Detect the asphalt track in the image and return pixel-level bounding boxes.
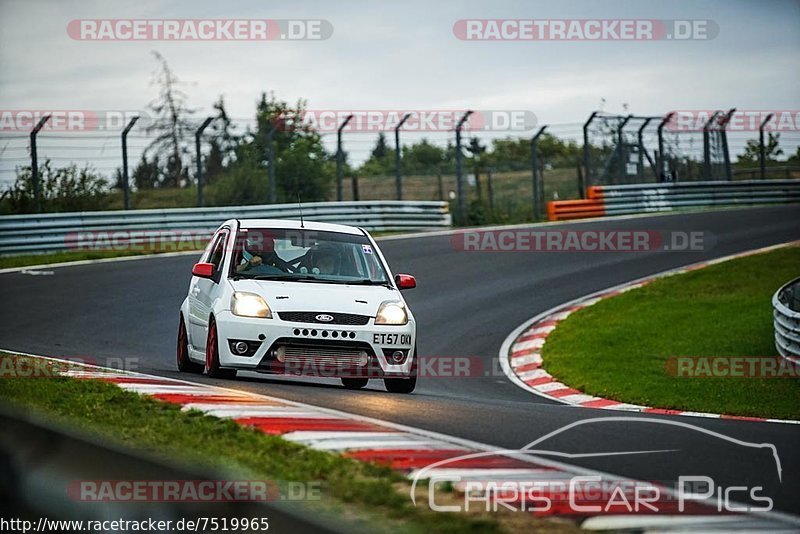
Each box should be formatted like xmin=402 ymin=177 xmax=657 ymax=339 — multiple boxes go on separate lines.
xmin=1 ymin=205 xmax=799 ymax=515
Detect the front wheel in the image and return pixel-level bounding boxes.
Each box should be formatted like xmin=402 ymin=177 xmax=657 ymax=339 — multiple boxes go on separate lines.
xmin=205 ymin=317 xmax=237 ymax=379
xmin=384 ymin=348 xmax=417 ymax=394
xmin=177 ymin=314 xmax=203 ymax=373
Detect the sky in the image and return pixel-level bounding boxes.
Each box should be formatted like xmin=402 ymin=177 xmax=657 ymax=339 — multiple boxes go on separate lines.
xmin=0 ymin=0 xmax=798 ymax=185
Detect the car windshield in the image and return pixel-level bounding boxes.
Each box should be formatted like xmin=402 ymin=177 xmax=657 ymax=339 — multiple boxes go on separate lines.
xmin=229 ymin=227 xmax=391 ymax=285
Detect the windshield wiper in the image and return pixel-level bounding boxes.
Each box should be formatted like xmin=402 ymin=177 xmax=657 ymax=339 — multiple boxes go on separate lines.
xmin=347 ymin=279 xmax=393 ymax=288
xmin=236 ymin=274 xmax=391 ymax=287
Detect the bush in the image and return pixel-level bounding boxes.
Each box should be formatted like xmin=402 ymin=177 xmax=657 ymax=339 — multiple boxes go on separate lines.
xmin=209 ymin=160 xmax=268 ymax=206
xmin=1 ymin=161 xmax=109 ymax=214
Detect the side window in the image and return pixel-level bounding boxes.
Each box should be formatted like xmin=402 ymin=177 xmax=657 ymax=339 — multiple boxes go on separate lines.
xmin=200 ymin=233 xmax=219 ymax=263
xmin=208 ymin=232 xmax=228 ymax=270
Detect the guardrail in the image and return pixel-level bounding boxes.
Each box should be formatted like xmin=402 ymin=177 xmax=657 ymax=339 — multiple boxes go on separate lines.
xmin=774 ymin=277 xmax=800 ymax=365
xmin=0 ymin=200 xmax=451 ymax=255
xmin=546 ymin=179 xmax=800 ymax=221
xmin=0 ymin=406 xmax=334 ymax=532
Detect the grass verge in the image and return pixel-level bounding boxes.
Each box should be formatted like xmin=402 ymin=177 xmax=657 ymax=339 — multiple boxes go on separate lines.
xmin=541 ymin=245 xmax=800 ymax=420
xmin=0 ymin=249 xmax=198 ymax=270
xmin=0 ymin=354 xmax=576 ymax=533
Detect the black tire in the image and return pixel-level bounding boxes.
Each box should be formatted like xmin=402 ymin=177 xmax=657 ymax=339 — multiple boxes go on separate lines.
xmin=341 ymin=377 xmax=369 ymax=389
xmin=177 ymin=314 xmax=203 ymax=373
xmin=205 ymin=317 xmax=237 ymax=379
xmin=384 ymin=348 xmax=417 ymax=394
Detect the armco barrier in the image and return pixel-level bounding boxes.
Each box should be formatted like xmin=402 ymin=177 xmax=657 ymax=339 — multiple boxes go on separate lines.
xmin=546 ymin=179 xmax=800 ymax=221
xmin=0 ymin=200 xmax=451 ymax=255
xmin=0 ymin=406 xmax=333 ymax=532
xmin=774 ymin=277 xmax=800 ymax=365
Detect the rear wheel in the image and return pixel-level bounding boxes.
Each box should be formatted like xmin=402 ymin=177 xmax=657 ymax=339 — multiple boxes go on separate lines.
xmin=341 ymin=377 xmax=369 ymax=390
xmin=384 ymin=348 xmax=417 ymax=394
xmin=205 ymin=317 xmax=237 ymax=379
xmin=177 ymin=315 xmax=203 ymax=373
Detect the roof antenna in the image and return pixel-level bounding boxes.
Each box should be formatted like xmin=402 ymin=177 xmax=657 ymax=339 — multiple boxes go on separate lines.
xmin=296 ymin=190 xmax=305 ymax=229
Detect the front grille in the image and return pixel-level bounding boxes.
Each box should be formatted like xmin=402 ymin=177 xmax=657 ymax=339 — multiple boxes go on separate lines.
xmin=278 ymin=311 xmax=371 ymax=326
xmin=283 ymin=345 xmax=368 ymax=368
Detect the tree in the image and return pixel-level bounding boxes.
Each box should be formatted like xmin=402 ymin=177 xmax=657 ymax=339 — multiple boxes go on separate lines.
xmin=3 ymin=160 xmax=108 ymax=213
xmin=736 ymin=133 xmax=783 ymax=166
xmin=371 ymin=133 xmax=389 ymax=159
xmin=132 ymin=155 xmax=160 ymax=190
xmin=401 ymin=139 xmax=445 ymax=175
xmin=787 ymin=146 xmax=800 ymax=165
xmin=145 ymin=51 xmax=196 ymax=188
xmin=203 ymin=96 xmax=241 ymax=185
xmin=356 ymin=133 xmax=396 ymax=176
xmin=211 ymin=92 xmax=334 ymax=205
xmin=486 ymin=134 xmax=581 ymax=172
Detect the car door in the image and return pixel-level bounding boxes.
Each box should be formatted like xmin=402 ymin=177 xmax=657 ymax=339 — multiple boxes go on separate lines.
xmin=188 ymin=229 xmax=228 ymax=349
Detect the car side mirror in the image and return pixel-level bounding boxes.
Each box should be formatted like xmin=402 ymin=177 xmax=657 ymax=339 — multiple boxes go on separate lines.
xmin=192 ymin=262 xmax=215 ymax=279
xmin=395 ymin=274 xmax=416 ymax=290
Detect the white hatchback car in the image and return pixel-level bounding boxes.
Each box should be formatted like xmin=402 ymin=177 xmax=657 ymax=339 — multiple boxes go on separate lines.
xmin=177 ymin=219 xmax=418 ymax=393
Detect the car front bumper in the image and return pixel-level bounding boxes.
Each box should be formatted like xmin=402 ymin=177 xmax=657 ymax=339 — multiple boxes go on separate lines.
xmin=214 ymin=310 xmax=416 ymax=377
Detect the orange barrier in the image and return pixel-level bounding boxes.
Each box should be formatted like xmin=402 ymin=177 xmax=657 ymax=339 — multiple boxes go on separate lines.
xmin=586 ymin=186 xmax=604 ymax=199
xmin=546 ymin=198 xmax=605 ymax=221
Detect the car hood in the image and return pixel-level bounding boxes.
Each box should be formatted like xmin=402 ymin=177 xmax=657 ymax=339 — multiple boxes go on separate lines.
xmin=230 ymin=279 xmax=401 ymax=315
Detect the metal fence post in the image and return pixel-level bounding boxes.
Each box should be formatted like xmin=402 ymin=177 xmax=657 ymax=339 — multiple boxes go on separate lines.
xmin=454 ymin=110 xmax=473 ymax=224
xmin=352 ymin=174 xmax=360 ymax=201
xmin=30 ymin=115 xmax=51 ymax=213
xmin=759 ymin=113 xmax=775 ymax=180
xmin=487 ymin=167 xmax=494 ymax=214
xmin=702 ymin=111 xmax=720 ymax=181
xmin=266 ymin=125 xmax=277 ymax=204
xmin=637 ymin=118 xmax=653 ymax=181
xmin=121 ymin=116 xmax=140 ymax=210
xmin=616 ymin=115 xmax=633 ymax=185
xmin=195 ymin=117 xmax=214 ymax=207
xmin=657 ymin=112 xmax=673 ymax=182
xmin=394 ymin=113 xmax=412 ymax=200
xmin=531 ymin=125 xmax=547 ymax=220
xmin=336 ymin=114 xmax=354 ymax=201
xmin=583 ymin=111 xmax=598 ymax=186
xmin=719 ymin=108 xmax=736 ymax=181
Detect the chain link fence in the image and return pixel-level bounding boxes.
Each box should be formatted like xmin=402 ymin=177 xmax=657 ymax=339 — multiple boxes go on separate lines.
xmin=1 ymin=109 xmax=797 ymax=224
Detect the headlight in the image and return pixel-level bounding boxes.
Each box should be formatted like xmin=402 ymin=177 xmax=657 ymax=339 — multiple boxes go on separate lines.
xmin=375 ymin=301 xmax=408 ymax=325
xmin=231 ymin=292 xmax=272 ymax=318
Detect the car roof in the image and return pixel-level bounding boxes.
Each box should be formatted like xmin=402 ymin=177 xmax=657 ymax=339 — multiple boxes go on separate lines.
xmin=232 ymin=219 xmax=364 ymax=235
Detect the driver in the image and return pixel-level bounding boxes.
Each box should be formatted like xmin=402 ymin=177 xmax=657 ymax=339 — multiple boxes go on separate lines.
xmin=236 ymin=234 xmax=287 ymax=274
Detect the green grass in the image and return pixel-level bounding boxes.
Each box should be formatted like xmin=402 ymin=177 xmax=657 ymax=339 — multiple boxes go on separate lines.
xmin=106 ymin=186 xmax=212 ymax=210
xmin=0 ymin=354 xmax=577 ymax=533
xmin=541 ymin=245 xmax=800 ymax=419
xmin=0 ymin=248 xmax=198 ymax=269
